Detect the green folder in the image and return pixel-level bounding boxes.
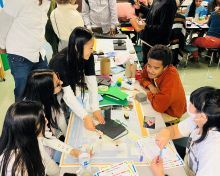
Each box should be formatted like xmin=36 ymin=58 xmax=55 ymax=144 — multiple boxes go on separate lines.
xmin=98 ymin=86 xmax=128 ymax=100
xmin=99 ymin=95 xmax=128 ymax=107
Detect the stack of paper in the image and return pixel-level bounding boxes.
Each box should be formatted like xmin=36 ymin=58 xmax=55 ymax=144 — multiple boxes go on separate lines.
xmin=94 ymin=161 xmax=139 ymax=176
xmin=137 ymin=136 xmax=184 ymax=169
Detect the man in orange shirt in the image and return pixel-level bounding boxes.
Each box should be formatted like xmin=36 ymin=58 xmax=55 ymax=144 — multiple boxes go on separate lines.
xmin=139 ymin=45 xmax=186 ymax=118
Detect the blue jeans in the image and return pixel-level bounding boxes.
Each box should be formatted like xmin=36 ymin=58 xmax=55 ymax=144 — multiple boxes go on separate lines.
xmin=8 ymin=54 xmax=48 ymax=102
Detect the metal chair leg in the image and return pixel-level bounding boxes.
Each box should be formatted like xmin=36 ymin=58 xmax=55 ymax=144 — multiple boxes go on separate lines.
xmin=185 ymin=53 xmax=190 ymax=67
xmin=218 ymin=55 xmax=220 ymax=68
xmin=209 ymin=51 xmax=214 ymax=67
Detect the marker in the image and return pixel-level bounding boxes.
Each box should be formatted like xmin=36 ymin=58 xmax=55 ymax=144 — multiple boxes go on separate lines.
xmin=139 ymin=155 xmax=144 ymax=162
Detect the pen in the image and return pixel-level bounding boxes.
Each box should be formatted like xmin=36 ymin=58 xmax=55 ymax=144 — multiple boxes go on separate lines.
xmin=137 ymin=142 xmax=144 ymax=162
xmin=157 ymin=148 xmax=164 ymax=163
xmin=159 ymin=148 xmax=163 ymax=158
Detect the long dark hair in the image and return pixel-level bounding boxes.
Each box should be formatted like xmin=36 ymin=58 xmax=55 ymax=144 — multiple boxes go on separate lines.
xmin=66 ymin=27 xmax=93 ymax=97
xmin=188 ymin=0 xmax=197 ymax=17
xmin=0 ymin=101 xmax=45 ymax=176
xmin=190 ymin=86 xmax=220 ymax=143
xmin=23 ymin=69 xmax=61 ymax=130
xmin=213 ymin=0 xmax=220 ymax=7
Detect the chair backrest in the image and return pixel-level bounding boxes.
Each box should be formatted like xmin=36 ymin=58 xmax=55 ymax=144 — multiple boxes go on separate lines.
xmin=170 ymin=13 xmax=186 ymax=50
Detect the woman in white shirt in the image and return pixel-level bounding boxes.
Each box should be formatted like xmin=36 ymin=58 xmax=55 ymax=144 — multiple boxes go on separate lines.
xmin=49 ymin=27 xmax=105 ymax=131
xmin=50 ymin=0 xmax=84 ymax=51
xmin=0 ymin=101 xmax=81 ymax=176
xmin=151 ymin=86 xmax=220 ymax=176
xmin=23 ymin=69 xmax=67 ymax=140
xmin=0 ymin=0 xmax=50 ymax=102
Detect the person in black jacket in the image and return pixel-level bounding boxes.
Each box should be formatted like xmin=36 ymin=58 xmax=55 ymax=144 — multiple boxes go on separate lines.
xmin=131 ymin=0 xmax=177 ymax=64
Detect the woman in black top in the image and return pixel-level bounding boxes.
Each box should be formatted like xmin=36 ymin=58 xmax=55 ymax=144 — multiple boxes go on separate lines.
xmin=49 ymin=27 xmax=105 ymax=131
xmin=131 ymin=0 xmax=177 ymax=64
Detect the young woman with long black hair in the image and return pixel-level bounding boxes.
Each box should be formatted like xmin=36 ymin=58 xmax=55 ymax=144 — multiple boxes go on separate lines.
xmin=49 ymin=27 xmax=105 ymax=131
xmin=186 ymin=0 xmax=207 ymax=18
xmin=0 ymin=101 xmax=45 ymax=176
xmin=23 ymin=69 xmax=67 ymax=139
xmin=151 ymin=86 xmax=220 ymax=176
xmin=0 ymin=101 xmax=81 ymax=176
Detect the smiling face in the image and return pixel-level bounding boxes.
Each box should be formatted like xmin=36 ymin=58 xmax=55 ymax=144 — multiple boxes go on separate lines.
xmin=146 ymin=58 xmax=167 ymax=79
xmin=83 ymin=38 xmax=94 ymax=60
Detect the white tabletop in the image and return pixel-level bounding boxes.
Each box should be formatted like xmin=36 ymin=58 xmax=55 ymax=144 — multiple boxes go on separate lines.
xmin=186 ymin=21 xmax=209 ymax=29
xmin=59 ymin=38 xmax=187 ymax=176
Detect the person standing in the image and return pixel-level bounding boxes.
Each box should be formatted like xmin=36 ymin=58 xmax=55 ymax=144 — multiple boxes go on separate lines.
xmin=81 ymin=0 xmax=118 ymax=35
xmin=130 ymin=0 xmax=177 ymax=64
xmin=0 ymin=0 xmax=50 ymax=101
xmin=50 ymin=0 xmax=84 ymax=51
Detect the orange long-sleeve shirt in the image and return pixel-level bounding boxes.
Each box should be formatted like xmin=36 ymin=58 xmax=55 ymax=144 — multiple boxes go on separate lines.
xmin=139 ymin=65 xmax=186 ymax=118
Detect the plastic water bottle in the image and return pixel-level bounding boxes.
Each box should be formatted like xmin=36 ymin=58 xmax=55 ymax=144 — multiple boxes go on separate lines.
xmin=78 ymin=150 xmax=92 ymax=176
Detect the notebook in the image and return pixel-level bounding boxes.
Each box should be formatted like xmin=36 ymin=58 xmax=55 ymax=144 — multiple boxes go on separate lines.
xmin=96 ymin=119 xmax=128 ymax=140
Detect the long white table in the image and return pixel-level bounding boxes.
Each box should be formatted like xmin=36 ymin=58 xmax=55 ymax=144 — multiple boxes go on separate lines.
xmin=181 ymin=0 xmax=208 ymax=7
xmin=59 ymin=38 xmax=187 ymax=176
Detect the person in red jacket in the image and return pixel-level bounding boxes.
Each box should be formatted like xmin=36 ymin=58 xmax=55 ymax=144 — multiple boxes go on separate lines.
xmin=139 ymin=45 xmax=186 ymax=118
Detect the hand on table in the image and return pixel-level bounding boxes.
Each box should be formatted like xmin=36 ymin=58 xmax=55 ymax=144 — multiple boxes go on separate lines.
xmin=150 ymin=156 xmax=164 ymax=176
xmin=83 ymin=115 xmax=96 ymax=131
xmin=109 ymin=27 xmax=116 ymax=36
xmin=93 ymin=110 xmax=105 ymax=124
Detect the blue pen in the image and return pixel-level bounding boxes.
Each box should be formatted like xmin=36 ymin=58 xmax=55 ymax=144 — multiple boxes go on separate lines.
xmin=159 ymin=148 xmax=163 ymax=158
xmin=132 ymin=164 xmax=137 ymax=173
xmin=137 ymin=143 xmax=144 ymax=162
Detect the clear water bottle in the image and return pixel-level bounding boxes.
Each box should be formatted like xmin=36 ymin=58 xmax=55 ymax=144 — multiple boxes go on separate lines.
xmin=78 ymin=150 xmax=92 ymax=176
